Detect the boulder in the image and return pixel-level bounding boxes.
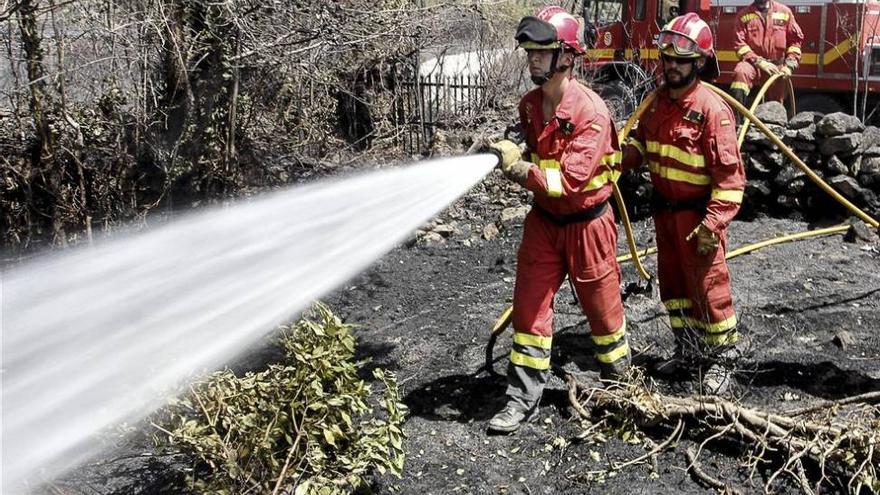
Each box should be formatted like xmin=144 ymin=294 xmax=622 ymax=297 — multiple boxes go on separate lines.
xmin=754 ymin=101 xmax=788 ymax=126
xmin=819 ymin=133 xmax=861 ymax=157
xmin=816 ymin=112 xmax=864 ymax=137
xmin=787 ymin=111 xmax=822 ymax=130
xmin=827 ymin=174 xmax=863 ymax=200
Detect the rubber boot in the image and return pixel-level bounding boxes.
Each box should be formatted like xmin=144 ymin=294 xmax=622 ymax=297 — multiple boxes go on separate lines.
xmin=598 ymin=345 xmax=632 ymax=384
xmin=655 ymin=329 xmax=700 ymax=377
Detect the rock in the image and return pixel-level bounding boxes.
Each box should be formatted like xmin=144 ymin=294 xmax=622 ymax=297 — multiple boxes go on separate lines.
xmin=863 ymin=145 xmax=880 ymax=157
xmin=746 ymin=181 xmax=772 ymax=198
xmin=825 ymin=155 xmax=849 ymax=175
xmin=831 ymin=329 xmax=856 ymax=349
xmin=744 ymin=124 xmax=784 ymax=148
xmin=500 ymin=206 xmax=530 ymax=223
xmin=787 ymin=111 xmax=822 ymax=130
xmin=418 ymin=231 xmax=446 ymax=246
xmin=857 ymin=156 xmax=880 ymax=187
xmin=761 ymin=150 xmax=785 ymax=168
xmin=432 ymin=223 xmax=458 ymax=238
xmin=794 ymin=124 xmax=817 ymax=142
xmin=754 ymin=101 xmax=788 ymax=126
xmin=843 ymin=221 xmax=875 ymax=243
xmin=861 ymin=126 xmax=880 ymax=151
xmin=787 ymin=178 xmax=807 ymax=195
xmin=777 ymin=194 xmax=801 ymax=209
xmin=819 ymin=133 xmax=861 ymax=157
xmin=816 ymin=112 xmax=864 ymax=137
xmin=747 ymin=154 xmax=773 ymax=175
xmin=846 ymin=155 xmax=862 ymax=176
xmin=790 ymin=139 xmax=817 ymax=152
xmin=773 ymin=165 xmax=805 ymax=188
xmin=482 ymin=223 xmax=499 ymax=241
xmin=827 ymin=174 xmax=863 ymax=199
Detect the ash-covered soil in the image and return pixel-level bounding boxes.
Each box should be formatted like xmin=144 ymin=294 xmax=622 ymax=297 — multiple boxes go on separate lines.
xmin=45 ymin=167 xmax=880 ymax=494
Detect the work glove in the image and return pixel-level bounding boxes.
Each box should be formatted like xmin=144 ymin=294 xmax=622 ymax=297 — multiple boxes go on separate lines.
xmin=489 ymin=140 xmax=522 ymax=171
xmin=502 ymin=160 xmax=532 ymax=185
xmin=755 ymin=58 xmax=780 ymax=76
xmin=780 ymin=58 xmax=798 ymax=77
xmin=686 ymin=222 xmax=719 ymax=256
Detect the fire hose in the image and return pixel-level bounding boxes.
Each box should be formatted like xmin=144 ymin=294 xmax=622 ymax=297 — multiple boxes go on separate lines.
xmin=485 ymin=78 xmax=879 ymax=376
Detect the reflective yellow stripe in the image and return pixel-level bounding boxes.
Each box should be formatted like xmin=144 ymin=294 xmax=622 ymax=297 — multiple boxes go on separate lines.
xmin=664 ymin=299 xmax=693 ymax=310
xmin=510 ymin=349 xmax=551 ymax=370
xmin=601 ymin=150 xmax=622 ymax=166
xmin=730 ymin=81 xmax=751 ymax=93
xmin=823 ymin=34 xmax=857 ymax=66
xmin=513 ymin=332 xmax=552 ymax=350
xmin=669 ymin=316 xmax=688 ymax=329
xmin=646 ymin=141 xmax=705 ymax=168
xmin=771 ymin=12 xmax=789 ymax=22
xmin=592 ymin=321 xmax=626 ymax=346
xmin=712 ymin=189 xmax=744 ymax=203
xmin=649 ymin=162 xmax=711 ymax=186
xmin=628 ymin=138 xmax=646 ymax=157
xmin=702 ymin=314 xmax=738 ymax=334
xmin=520 ymin=40 xmax=563 ymax=50
xmin=590 ymin=123 xmax=603 ymax=132
xmin=535 ymin=158 xmax=564 ymax=198
xmin=702 ymin=331 xmax=739 ymax=346
xmin=544 ymin=168 xmax=563 ymax=197
xmin=740 ymin=13 xmax=759 ymax=23
xmin=736 ymin=45 xmax=752 ymax=57
xmin=787 ymin=46 xmax=801 ymax=55
xmin=582 ymin=168 xmax=620 ymax=191
xmin=596 ymin=341 xmax=630 ymax=364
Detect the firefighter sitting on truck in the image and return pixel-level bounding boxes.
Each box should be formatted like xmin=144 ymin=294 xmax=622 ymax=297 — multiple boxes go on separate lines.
xmin=487 ymin=5 xmax=630 ymax=433
xmin=621 ymin=13 xmax=745 ymax=395
xmin=730 ymin=0 xmax=804 ymax=108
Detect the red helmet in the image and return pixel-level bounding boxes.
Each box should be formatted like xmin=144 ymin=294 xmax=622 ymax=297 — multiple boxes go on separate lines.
xmin=657 ymin=13 xmax=714 ymax=58
xmin=515 ymin=6 xmax=585 ymax=54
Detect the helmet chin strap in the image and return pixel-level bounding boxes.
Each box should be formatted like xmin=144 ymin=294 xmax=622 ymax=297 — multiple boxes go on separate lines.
xmin=531 ymin=47 xmax=570 ymax=86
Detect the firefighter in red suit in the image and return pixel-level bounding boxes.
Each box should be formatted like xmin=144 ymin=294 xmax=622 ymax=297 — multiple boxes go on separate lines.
xmin=621 ymin=13 xmax=745 ymax=395
xmin=731 ymin=0 xmax=804 ymax=107
xmin=487 ymin=6 xmax=629 ymax=433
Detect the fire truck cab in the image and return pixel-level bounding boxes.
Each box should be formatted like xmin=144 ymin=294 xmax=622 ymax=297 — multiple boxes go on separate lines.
xmin=580 ymin=0 xmax=880 ymax=120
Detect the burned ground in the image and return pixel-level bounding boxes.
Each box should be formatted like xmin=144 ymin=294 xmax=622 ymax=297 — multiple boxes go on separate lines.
xmin=45 ymin=168 xmax=880 ymax=495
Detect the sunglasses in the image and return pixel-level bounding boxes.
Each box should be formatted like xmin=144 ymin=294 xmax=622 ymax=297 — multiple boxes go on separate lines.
xmin=657 ymin=32 xmax=700 ymax=57
xmin=660 ymin=53 xmax=697 ymax=65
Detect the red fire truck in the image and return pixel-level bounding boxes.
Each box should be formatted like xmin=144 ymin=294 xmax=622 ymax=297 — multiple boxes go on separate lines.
xmin=578 ymin=0 xmax=880 ymax=120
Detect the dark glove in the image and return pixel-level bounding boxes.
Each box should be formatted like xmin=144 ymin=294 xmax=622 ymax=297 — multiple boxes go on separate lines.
xmin=686 ymin=222 xmax=719 ymax=256
xmin=502 ymin=160 xmax=531 ymax=185
xmin=488 ymin=140 xmax=521 ymax=170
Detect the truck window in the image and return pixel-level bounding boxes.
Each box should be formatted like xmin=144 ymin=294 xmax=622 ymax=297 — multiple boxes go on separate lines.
xmin=634 ymin=0 xmax=647 ymax=20
xmin=657 ymin=0 xmax=684 ymax=26
xmin=590 ymin=0 xmax=624 ymax=26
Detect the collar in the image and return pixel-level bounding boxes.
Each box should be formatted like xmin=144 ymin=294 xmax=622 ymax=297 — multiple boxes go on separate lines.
xmin=549 ymin=77 xmax=580 ymax=123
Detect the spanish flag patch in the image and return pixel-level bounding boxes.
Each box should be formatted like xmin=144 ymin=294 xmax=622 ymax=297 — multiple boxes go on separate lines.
xmin=720 ymin=118 xmax=731 ymax=126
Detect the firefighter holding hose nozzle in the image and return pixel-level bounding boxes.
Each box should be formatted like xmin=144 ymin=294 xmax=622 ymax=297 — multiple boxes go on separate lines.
xmin=486 ymin=6 xmax=631 ymax=433
xmin=621 ymin=13 xmax=746 ymax=395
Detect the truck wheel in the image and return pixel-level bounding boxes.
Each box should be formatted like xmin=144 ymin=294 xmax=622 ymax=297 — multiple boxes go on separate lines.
xmin=795 ymin=93 xmax=845 ymax=116
xmin=596 ymin=80 xmax=638 ymax=123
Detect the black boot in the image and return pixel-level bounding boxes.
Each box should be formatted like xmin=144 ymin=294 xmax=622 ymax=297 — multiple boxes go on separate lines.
xmin=730 ymin=88 xmax=749 ymax=126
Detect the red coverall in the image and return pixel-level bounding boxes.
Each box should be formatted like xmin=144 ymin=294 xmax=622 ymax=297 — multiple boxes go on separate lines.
xmin=506 ymin=80 xmax=628 ymax=407
xmin=732 ymin=0 xmax=804 ymax=102
xmin=622 ymin=81 xmax=745 ymax=351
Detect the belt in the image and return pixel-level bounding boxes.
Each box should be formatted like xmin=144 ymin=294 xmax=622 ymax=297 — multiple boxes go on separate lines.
xmin=534 ymin=201 xmax=608 ymax=226
xmin=651 ymin=194 xmax=709 ymax=213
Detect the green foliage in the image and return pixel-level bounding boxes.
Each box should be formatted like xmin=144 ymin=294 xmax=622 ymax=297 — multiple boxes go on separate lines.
xmin=152 ymin=303 xmax=407 ymax=494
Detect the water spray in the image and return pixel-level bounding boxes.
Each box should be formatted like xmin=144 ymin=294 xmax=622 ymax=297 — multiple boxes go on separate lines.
xmin=1 ymin=155 xmax=497 ymax=493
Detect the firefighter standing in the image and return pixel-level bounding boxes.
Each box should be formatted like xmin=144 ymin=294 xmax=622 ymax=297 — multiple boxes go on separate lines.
xmin=487 ymin=6 xmax=630 ymax=433
xmin=731 ymin=0 xmax=804 ymax=106
xmin=621 ymin=13 xmax=745 ymax=394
